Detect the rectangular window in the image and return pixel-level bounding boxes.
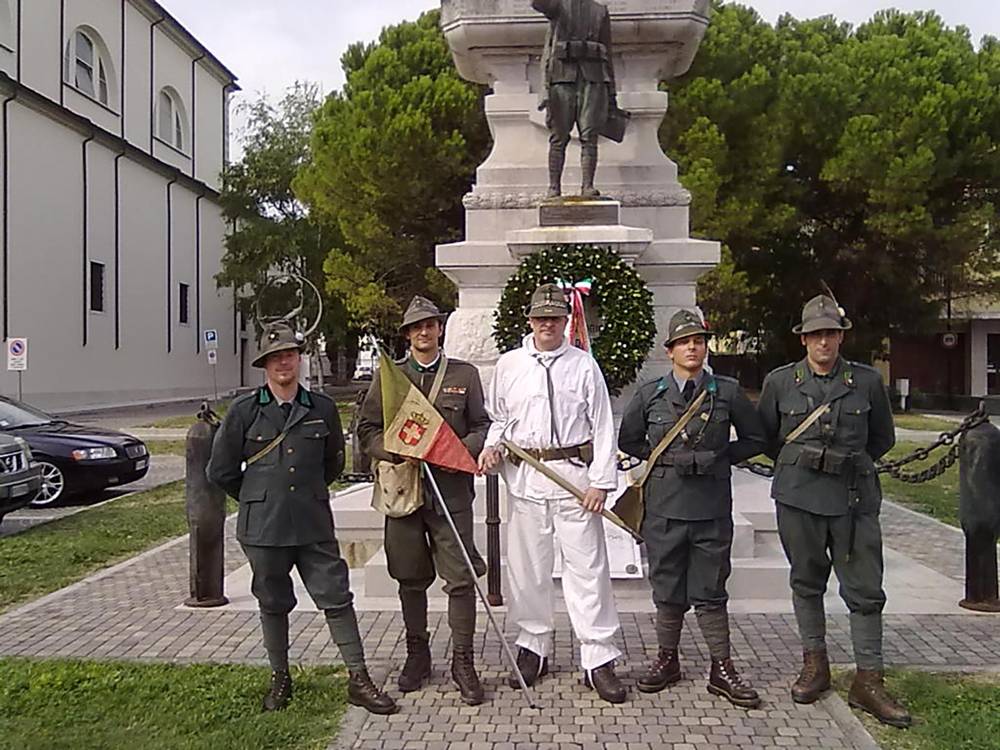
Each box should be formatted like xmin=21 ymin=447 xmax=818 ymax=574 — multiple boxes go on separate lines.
xmin=179 ymin=282 xmax=190 ymax=325
xmin=89 ymin=261 xmax=105 ymax=313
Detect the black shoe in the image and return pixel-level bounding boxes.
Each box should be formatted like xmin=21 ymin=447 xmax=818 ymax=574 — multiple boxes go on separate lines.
xmin=507 ymin=647 xmax=548 ymax=689
xmin=262 ymin=670 xmax=292 ymax=712
xmin=451 ymin=647 xmax=485 ymax=706
xmin=348 ymin=670 xmax=399 ymax=715
xmin=708 ymin=658 xmax=761 ymax=709
xmin=397 ymin=636 xmax=432 ymax=693
xmin=637 ymin=649 xmax=682 ymax=693
xmin=584 ymin=661 xmax=627 ymax=704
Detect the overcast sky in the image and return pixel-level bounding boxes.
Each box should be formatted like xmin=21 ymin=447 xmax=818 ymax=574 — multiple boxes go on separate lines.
xmin=162 ymin=0 xmax=998 ymax=145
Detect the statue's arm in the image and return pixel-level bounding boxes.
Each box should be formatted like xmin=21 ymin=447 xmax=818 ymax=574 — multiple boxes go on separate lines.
xmin=531 ymin=0 xmax=561 ymax=21
xmin=601 ymin=8 xmax=617 ymax=101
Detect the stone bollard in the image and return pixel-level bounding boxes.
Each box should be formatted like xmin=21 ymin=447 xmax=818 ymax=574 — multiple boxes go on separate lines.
xmin=185 ymin=417 xmax=229 ymax=607
xmin=958 ymin=422 xmax=1000 ymax=612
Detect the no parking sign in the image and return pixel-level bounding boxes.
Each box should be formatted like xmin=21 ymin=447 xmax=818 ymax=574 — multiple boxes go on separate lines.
xmin=6 ymin=338 xmax=27 ymax=371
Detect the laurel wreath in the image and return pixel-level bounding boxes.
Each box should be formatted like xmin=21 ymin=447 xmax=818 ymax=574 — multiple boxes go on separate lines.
xmin=493 ymin=245 xmax=656 ymax=395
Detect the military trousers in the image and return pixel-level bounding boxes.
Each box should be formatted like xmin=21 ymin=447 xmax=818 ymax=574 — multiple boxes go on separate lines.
xmin=776 ymin=503 xmax=887 ymax=670
xmin=547 ymin=80 xmax=609 ymax=147
xmin=242 ymin=540 xmax=353 ymax=615
xmin=642 ymin=515 xmax=734 ymax=610
xmin=384 ymin=502 xmax=486 ymax=597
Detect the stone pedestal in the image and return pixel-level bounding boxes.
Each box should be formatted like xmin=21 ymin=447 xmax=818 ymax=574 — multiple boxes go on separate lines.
xmin=437 ymin=0 xmax=719 ymax=389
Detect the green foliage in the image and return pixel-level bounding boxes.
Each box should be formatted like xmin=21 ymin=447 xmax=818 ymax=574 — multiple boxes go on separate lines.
xmin=0 ymin=659 xmax=347 ymax=750
xmin=494 ymin=246 xmax=656 ymax=395
xmin=666 ymin=3 xmax=1000 ymax=361
xmin=834 ymin=669 xmax=1000 ymax=750
xmin=295 ymin=10 xmax=491 ymax=333
xmin=217 ymin=83 xmax=357 ymax=351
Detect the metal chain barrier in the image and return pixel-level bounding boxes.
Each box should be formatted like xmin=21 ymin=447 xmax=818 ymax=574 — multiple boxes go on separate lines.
xmin=877 ymin=403 xmax=989 ymax=483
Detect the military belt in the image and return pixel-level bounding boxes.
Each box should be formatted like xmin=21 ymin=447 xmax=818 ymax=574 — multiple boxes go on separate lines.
xmin=507 ymin=441 xmax=593 ymax=466
xmin=554 ymin=40 xmax=608 ymax=61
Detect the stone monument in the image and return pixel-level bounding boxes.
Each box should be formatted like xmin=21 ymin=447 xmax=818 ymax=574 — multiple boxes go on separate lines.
xmin=437 ymin=0 xmax=720 ymax=391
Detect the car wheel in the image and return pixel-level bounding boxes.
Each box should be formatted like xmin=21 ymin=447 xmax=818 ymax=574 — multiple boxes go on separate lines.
xmin=30 ymin=461 xmax=66 ymax=507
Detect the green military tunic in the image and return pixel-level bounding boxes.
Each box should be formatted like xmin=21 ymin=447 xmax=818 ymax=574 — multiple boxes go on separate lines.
xmin=356 ymin=355 xmax=491 ymax=595
xmin=619 ymin=373 xmax=766 ymax=609
xmin=757 ymin=356 xmax=895 ymax=669
xmin=208 ymin=385 xmax=351 ymax=616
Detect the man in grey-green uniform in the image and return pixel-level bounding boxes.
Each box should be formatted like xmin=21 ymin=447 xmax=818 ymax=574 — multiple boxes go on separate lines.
xmin=619 ymin=310 xmax=765 ymax=708
xmin=532 ymin=0 xmax=617 ymax=198
xmin=208 ymin=323 xmax=397 ymax=715
xmin=356 ymin=297 xmax=491 ymax=705
xmin=758 ymin=295 xmax=910 ymax=727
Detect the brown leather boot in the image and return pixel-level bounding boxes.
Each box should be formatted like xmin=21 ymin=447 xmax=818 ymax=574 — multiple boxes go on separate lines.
xmin=848 ymin=669 xmax=912 ymax=728
xmin=637 ymin=649 xmax=682 ymax=693
xmin=451 ymin=647 xmax=485 ymax=706
xmin=348 ymin=670 xmax=399 ymax=715
xmin=584 ymin=661 xmax=627 ymax=704
xmin=791 ymin=649 xmax=831 ymax=704
xmin=708 ymin=659 xmax=761 ymax=709
xmin=397 ymin=635 xmax=432 ymax=693
xmin=262 ymin=670 xmax=292 ymax=711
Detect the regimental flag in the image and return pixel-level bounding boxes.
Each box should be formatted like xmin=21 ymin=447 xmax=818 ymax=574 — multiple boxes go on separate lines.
xmin=378 ymin=349 xmax=479 ymax=474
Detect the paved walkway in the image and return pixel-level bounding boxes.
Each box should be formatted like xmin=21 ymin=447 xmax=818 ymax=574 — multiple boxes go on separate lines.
xmin=0 ymin=494 xmax=998 ymax=749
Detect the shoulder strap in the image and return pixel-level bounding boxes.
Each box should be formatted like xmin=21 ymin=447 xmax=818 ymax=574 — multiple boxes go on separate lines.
xmin=246 ymin=425 xmax=292 ymax=467
xmin=784 ymin=402 xmax=831 ymax=445
xmin=428 ymin=355 xmax=449 ymax=405
xmin=638 ymin=389 xmax=708 ymax=486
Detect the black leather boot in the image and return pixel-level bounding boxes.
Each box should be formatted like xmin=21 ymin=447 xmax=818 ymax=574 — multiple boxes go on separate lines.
xmin=397 ymin=635 xmax=432 ymax=692
xmin=584 ymin=661 xmax=627 ymax=704
xmin=348 ymin=670 xmax=399 ymax=715
xmin=637 ymin=649 xmax=682 ymax=693
xmin=507 ymin=647 xmax=548 ymax=688
xmin=262 ymin=669 xmax=292 ymax=711
xmin=451 ymin=647 xmax=485 ymax=705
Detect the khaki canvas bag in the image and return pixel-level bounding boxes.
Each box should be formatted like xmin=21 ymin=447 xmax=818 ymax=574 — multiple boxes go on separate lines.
xmin=370 ymin=356 xmax=449 ymax=518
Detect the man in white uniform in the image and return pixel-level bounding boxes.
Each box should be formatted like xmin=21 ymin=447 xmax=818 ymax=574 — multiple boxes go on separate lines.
xmin=479 ymin=283 xmax=626 ymax=704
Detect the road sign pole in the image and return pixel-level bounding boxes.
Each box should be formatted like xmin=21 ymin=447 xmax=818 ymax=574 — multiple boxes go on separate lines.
xmin=17 ymin=371 xmax=21 ymax=401
xmin=212 ymin=364 xmax=218 ymax=403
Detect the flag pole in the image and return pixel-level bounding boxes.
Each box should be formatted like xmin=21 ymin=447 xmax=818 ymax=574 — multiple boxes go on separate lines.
xmin=420 ymin=461 xmax=539 ymax=710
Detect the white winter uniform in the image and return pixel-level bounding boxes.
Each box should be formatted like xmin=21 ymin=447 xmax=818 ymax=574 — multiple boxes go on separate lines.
xmin=485 ymin=334 xmax=622 ymax=671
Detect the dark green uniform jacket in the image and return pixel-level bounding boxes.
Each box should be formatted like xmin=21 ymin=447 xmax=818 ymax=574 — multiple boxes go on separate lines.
xmin=355 ymin=356 xmax=490 ymax=511
xmin=757 ymin=357 xmax=895 ymax=516
xmin=207 ymin=386 xmax=345 ymax=546
xmin=618 ymin=373 xmax=767 ymax=521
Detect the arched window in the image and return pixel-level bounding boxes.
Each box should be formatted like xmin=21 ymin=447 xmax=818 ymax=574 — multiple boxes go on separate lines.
xmin=65 ymin=27 xmax=116 ymax=107
xmin=157 ymin=87 xmax=188 ymax=151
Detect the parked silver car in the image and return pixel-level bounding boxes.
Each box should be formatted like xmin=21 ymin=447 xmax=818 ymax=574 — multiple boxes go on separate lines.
xmin=0 ymin=434 xmax=43 ymax=525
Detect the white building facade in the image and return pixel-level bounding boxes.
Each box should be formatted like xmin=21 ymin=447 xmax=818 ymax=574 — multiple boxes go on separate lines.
xmin=0 ymin=0 xmax=249 ymax=411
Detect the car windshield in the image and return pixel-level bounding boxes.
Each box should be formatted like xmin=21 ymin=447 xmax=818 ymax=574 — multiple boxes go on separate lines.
xmin=0 ymin=397 xmax=55 ymax=428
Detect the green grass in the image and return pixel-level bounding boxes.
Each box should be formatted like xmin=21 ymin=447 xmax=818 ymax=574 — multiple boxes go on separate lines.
xmin=145 ymin=439 xmax=188 ymax=455
xmin=893 ymin=414 xmax=960 ymax=433
xmin=880 ymin=441 xmax=960 ymax=527
xmin=0 ymin=482 xmax=192 ymax=612
xmin=834 ymin=669 xmax=1000 ymax=750
xmin=0 ymin=659 xmax=347 ymax=750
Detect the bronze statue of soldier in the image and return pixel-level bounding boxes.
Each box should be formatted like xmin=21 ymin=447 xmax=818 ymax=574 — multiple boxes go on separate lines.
xmin=533 ymin=0 xmax=621 ymax=198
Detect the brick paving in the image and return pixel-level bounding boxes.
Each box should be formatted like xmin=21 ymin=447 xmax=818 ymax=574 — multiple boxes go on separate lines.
xmin=0 ymin=497 xmax=997 ymax=749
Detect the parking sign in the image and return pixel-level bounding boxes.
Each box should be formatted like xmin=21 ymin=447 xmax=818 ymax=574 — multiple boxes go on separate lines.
xmin=6 ymin=338 xmax=27 ymax=371
xmin=204 ymin=329 xmax=219 ymax=349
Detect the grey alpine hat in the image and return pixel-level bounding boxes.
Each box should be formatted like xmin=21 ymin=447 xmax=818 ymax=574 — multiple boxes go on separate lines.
xmin=252 ymin=323 xmax=305 ymax=368
xmin=525 ymin=283 xmax=571 ymax=317
xmin=399 ymin=295 xmax=448 ymax=332
xmin=664 ymin=309 xmax=712 ymax=347
xmin=793 ymin=294 xmax=853 ymax=334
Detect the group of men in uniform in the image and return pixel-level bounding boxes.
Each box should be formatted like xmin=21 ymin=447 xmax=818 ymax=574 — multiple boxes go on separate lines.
xmin=207 ymin=284 xmax=910 ymax=728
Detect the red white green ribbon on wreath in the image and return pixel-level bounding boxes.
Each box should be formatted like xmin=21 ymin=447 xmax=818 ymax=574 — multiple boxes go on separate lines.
xmin=557 ymin=278 xmax=593 ymax=352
